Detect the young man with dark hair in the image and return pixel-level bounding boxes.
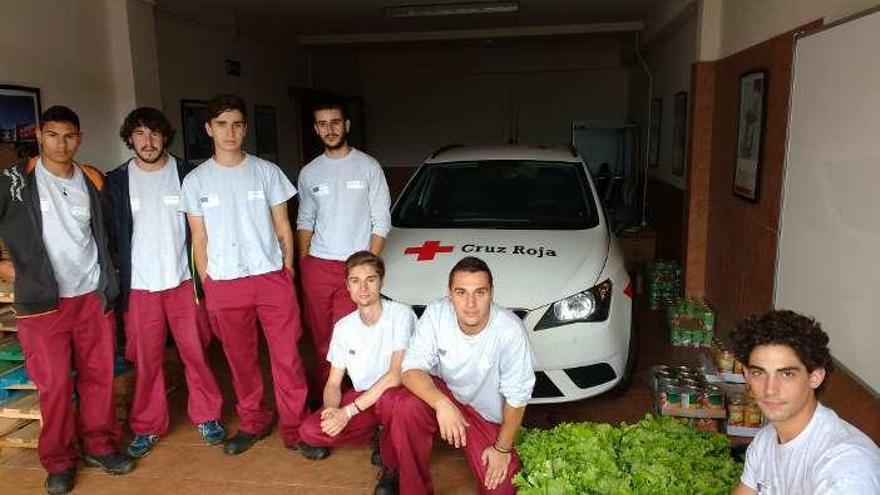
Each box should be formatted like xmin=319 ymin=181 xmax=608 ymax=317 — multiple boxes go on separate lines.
xmin=296 ymin=99 xmax=392 ymax=402
xmin=297 ymin=250 xmax=416 ymax=462
xmin=378 ymin=256 xmax=535 ymax=495
xmin=105 ymin=107 xmax=225 ymax=458
xmin=181 ymin=94 xmax=310 ymax=455
xmin=731 ymin=310 xmax=880 ymax=494
xmin=0 ymin=105 xmax=134 ymax=494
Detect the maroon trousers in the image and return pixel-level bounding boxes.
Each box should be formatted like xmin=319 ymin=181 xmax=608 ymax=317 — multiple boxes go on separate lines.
xmin=203 ymin=269 xmax=309 ymax=446
xmin=385 ymin=380 xmax=520 ymax=495
xmin=124 ymin=280 xmax=222 ymax=435
xmin=17 ymin=292 xmax=121 ymax=473
xmin=298 ymin=388 xmax=396 ymax=464
xmin=299 ymin=255 xmax=356 ymax=399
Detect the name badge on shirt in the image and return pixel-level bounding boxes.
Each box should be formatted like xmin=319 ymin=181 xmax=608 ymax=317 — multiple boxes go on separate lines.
xmin=312 ymin=184 xmax=329 ymax=197
xmin=162 ymin=195 xmax=180 ymax=206
xmin=247 ymin=190 xmax=265 ymax=201
xmin=71 ymin=205 xmax=89 ymax=218
xmin=348 ymin=349 xmax=356 ymax=355
xmin=346 ymin=180 xmax=365 ymax=190
xmin=40 ymin=199 xmax=50 ymax=212
xmin=200 ymin=194 xmax=220 ymax=208
xmin=130 ymin=198 xmax=141 ymax=211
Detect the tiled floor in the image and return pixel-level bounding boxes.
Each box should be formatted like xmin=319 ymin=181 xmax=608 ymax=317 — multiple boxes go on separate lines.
xmin=0 ymin=296 xmax=703 ymax=494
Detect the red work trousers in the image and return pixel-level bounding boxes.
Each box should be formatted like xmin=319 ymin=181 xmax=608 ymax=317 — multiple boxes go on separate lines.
xmin=17 ymin=292 xmax=121 ymax=474
xmin=124 ymin=280 xmax=222 ymax=435
xmin=385 ymin=379 xmax=520 ymax=495
xmin=300 ymin=255 xmax=356 ymax=400
xmin=203 ymin=269 xmax=309 ymax=446
xmin=298 ymin=388 xmax=396 ymax=463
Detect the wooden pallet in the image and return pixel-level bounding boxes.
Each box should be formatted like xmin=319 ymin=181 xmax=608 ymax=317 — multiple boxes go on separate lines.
xmin=0 ymin=420 xmax=38 ymax=448
xmin=0 ymin=392 xmax=40 ymax=421
xmin=0 ymin=311 xmax=14 ymax=333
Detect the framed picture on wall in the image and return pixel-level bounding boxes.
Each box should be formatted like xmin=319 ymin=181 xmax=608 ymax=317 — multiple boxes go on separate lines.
xmin=0 ymin=85 xmax=41 ymax=170
xmin=181 ymin=99 xmax=213 ymax=166
xmin=649 ymin=97 xmax=662 ymax=168
xmin=733 ymin=69 xmax=768 ymax=202
xmin=672 ymin=91 xmax=688 ymax=177
xmin=254 ymin=105 xmax=278 ymax=163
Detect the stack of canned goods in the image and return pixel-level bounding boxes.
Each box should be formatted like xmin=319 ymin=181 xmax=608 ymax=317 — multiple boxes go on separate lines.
xmin=727 ymin=391 xmax=764 ymax=429
xmin=645 ymin=260 xmax=682 ymax=310
xmin=711 ymin=340 xmax=745 ymax=374
xmin=654 ymin=366 xmax=726 ymax=414
xmin=667 ymin=299 xmax=715 ymax=348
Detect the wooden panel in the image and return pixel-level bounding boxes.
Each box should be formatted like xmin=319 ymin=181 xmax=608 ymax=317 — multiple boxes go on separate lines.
xmin=0 ymin=420 xmax=39 ymax=448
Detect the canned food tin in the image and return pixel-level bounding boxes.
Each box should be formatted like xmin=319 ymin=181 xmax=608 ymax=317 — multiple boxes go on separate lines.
xmin=718 ymin=351 xmax=735 ymax=373
xmin=663 ymin=386 xmax=683 ymax=409
xmin=681 ymin=386 xmax=702 ymax=410
xmin=702 ymin=385 xmax=725 ymax=410
xmin=745 ymin=403 xmax=763 ymax=427
xmin=728 ymin=398 xmax=745 ymax=426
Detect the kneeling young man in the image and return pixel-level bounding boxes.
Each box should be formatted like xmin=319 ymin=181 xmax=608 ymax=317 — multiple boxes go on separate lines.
xmin=298 ymin=251 xmax=416 ymax=461
xmin=381 ymin=256 xmax=535 ymax=495
xmin=731 ymin=310 xmax=880 ymax=494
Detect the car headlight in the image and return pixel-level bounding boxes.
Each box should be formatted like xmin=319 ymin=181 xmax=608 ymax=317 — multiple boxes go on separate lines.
xmin=534 ymin=280 xmax=612 ymax=330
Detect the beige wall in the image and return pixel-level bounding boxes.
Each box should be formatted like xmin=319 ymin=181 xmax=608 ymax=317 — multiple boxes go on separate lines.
xmin=154 ymin=8 xmax=307 ymax=175
xmin=0 ymin=0 xmax=140 ymax=170
xmin=716 ymin=0 xmax=880 ymax=59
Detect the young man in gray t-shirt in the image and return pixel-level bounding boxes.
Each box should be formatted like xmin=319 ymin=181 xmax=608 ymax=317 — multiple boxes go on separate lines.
xmin=731 ymin=310 xmax=880 ymax=494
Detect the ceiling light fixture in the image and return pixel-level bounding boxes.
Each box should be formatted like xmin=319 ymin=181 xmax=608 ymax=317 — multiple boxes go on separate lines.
xmin=385 ymin=1 xmax=519 ymax=18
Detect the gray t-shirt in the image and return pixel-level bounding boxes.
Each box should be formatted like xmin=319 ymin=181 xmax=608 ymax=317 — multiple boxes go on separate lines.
xmin=128 ymin=157 xmax=190 ymax=291
xmin=180 ymin=154 xmax=296 ymax=280
xmin=402 ymin=298 xmax=536 ymax=424
xmin=35 ymin=160 xmax=100 ymax=297
xmin=296 ymin=148 xmax=391 ymax=261
xmin=741 ymin=402 xmax=880 ymax=494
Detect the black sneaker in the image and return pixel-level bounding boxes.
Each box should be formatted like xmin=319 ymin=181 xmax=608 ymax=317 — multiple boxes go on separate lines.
xmin=45 ymin=468 xmax=75 ymax=494
xmin=374 ymin=467 xmax=398 ymax=495
xmin=83 ymin=452 xmax=135 ymax=475
xmin=296 ymin=442 xmax=330 ymax=460
xmin=223 ymin=429 xmax=270 ymax=456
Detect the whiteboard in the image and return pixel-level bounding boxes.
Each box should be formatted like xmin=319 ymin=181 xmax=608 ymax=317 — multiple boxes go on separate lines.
xmin=775 ymin=7 xmax=880 ymax=395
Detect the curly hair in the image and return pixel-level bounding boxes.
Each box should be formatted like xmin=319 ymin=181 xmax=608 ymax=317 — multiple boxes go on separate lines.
xmin=119 ymin=107 xmax=175 ymax=149
xmin=731 ymin=309 xmax=834 ymax=394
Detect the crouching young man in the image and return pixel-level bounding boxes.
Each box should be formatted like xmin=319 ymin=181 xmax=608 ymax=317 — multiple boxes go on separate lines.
xmin=379 ymin=256 xmax=535 ymax=495
xmin=731 ymin=310 xmax=880 ymax=494
xmin=297 ymin=251 xmax=416 ymax=462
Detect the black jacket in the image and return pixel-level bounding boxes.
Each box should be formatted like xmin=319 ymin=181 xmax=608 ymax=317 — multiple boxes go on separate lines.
xmin=103 ymin=155 xmax=200 ymax=309
xmin=0 ymin=157 xmax=119 ymax=315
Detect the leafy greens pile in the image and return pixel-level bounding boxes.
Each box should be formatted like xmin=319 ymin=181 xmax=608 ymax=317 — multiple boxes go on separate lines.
xmin=514 ymin=415 xmax=742 ymax=494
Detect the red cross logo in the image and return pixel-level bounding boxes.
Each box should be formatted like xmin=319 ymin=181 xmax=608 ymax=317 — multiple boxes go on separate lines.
xmin=404 ymin=240 xmax=454 ymax=261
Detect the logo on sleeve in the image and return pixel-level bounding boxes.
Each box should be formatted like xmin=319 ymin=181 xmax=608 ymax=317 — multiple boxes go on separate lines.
xmin=348 ymin=349 xmax=356 ymax=355
xmin=438 ymin=348 xmax=447 ymax=356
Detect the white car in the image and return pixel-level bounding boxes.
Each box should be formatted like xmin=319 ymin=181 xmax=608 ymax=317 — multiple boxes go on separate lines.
xmin=382 ymin=144 xmax=633 ymax=403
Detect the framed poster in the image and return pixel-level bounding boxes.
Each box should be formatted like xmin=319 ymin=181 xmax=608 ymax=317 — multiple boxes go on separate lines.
xmin=733 ymin=69 xmax=768 ymax=201
xmin=672 ymin=91 xmax=688 ymax=177
xmin=254 ymin=105 xmax=278 ymax=163
xmin=180 ymin=99 xmax=212 ymax=166
xmin=0 ymin=85 xmax=41 ymax=170
xmin=649 ymin=97 xmax=662 ymax=168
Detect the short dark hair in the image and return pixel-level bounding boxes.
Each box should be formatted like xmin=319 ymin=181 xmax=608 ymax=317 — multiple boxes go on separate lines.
xmin=345 ymin=250 xmax=385 ymax=279
xmin=206 ymin=94 xmax=248 ymax=123
xmin=312 ymin=99 xmax=348 ymax=121
xmin=40 ymin=105 xmax=80 ymax=130
xmin=448 ymin=256 xmax=493 ymax=288
xmin=731 ymin=310 xmax=834 ymax=394
xmin=119 ymin=107 xmax=176 ymax=149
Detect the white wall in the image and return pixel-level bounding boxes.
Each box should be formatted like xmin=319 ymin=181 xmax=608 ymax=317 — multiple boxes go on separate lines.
xmin=154 ymin=9 xmax=307 ymax=175
xmin=0 ymin=0 xmax=139 ymax=170
xmin=717 ymin=0 xmax=880 ymax=59
xmin=310 ymin=36 xmax=631 ymax=168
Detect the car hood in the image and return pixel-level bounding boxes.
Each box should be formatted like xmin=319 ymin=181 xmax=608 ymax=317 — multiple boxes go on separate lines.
xmin=382 ymin=227 xmax=609 ymax=310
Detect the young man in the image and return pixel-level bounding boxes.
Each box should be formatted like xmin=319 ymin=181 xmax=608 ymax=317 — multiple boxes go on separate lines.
xmin=731 ymin=310 xmax=880 ymax=494
xmin=105 ymin=107 xmax=225 ymax=458
xmin=181 ymin=94 xmax=310 ymax=455
xmin=296 ymin=100 xmax=392 ymax=400
xmin=0 ymin=106 xmax=134 ymax=494
xmin=298 ymin=251 xmax=416 ymax=461
xmin=380 ymin=257 xmax=535 ymax=495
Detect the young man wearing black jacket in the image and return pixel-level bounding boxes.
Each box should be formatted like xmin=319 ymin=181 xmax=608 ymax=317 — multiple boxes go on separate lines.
xmin=0 ymin=106 xmax=134 ymax=494
xmin=104 ymin=108 xmax=225 ymax=459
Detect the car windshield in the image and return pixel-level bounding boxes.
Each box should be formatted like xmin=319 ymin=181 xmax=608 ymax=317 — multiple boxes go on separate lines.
xmin=392 ymin=160 xmax=599 ymax=229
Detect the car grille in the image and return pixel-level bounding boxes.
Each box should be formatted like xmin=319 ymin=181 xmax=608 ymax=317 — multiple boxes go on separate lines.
xmin=531 ymin=371 xmax=563 ymax=398
xmin=411 ymin=305 xmax=528 ymax=321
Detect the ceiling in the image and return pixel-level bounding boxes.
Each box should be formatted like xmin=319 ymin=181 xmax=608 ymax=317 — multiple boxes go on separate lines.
xmin=155 ymin=0 xmax=662 ymax=42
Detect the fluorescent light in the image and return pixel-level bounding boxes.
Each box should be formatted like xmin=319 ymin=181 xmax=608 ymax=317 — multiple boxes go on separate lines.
xmin=386 ymin=1 xmax=519 ymax=18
